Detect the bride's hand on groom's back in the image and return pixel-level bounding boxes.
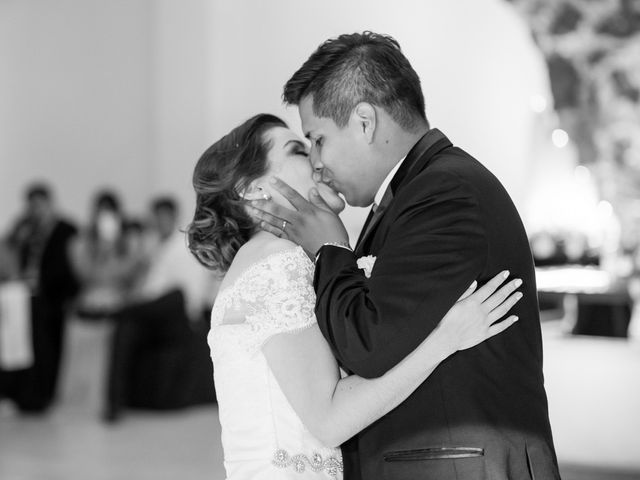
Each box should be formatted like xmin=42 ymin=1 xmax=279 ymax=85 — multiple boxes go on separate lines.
xmin=248 ymin=177 xmax=349 ymax=256
xmin=435 ymin=271 xmax=523 ymax=352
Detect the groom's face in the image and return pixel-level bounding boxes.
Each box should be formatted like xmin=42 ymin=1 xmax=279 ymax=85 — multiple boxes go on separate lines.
xmin=299 ymin=96 xmax=377 ymax=207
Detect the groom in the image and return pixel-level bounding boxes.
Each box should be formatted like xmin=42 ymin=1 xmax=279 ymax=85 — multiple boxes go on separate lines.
xmin=251 ymin=32 xmax=560 ymax=480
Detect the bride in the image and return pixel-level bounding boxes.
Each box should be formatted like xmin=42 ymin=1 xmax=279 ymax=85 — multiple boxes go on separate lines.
xmin=187 ymin=114 xmax=522 ymax=480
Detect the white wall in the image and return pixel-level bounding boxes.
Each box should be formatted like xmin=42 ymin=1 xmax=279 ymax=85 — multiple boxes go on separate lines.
xmin=1 ymin=0 xmax=550 ymax=241
xmin=205 ymin=0 xmax=551 ymax=239
xmin=0 ymin=0 xmax=210 ymax=231
xmin=150 ymin=0 xmax=210 ymax=227
xmin=0 ymin=0 xmax=155 ymax=230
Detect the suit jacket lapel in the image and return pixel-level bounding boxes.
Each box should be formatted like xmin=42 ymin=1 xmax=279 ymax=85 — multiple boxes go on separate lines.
xmin=355 ymin=206 xmax=376 ymax=247
xmin=354 ymin=129 xmax=452 ymax=254
xmin=355 ymin=188 xmax=393 ymax=251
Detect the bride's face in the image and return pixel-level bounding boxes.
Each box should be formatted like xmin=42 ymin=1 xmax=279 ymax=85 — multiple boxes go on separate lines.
xmin=261 ymin=126 xmax=345 ymax=213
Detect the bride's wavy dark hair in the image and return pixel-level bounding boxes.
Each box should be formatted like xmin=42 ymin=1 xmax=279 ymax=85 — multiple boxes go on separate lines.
xmin=187 ymin=113 xmax=287 ymax=272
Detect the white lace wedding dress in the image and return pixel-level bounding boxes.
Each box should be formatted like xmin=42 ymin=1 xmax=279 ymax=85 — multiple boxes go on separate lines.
xmin=209 ymin=246 xmax=344 ymax=479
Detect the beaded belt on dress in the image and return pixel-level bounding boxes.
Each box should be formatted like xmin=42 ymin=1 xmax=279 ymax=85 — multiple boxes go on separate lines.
xmin=272 ymin=449 xmax=343 ymax=478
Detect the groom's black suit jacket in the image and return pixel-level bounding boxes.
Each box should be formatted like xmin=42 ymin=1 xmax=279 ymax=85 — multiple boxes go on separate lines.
xmin=314 ymin=129 xmax=560 ymax=480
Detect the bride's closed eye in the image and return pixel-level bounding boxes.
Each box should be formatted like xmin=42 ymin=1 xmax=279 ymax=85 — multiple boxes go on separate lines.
xmin=285 ymin=139 xmax=309 ymax=158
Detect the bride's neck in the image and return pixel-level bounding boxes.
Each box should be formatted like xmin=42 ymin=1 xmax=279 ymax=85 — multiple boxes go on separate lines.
xmin=227 ymin=230 xmax=292 ymax=276
xmin=248 ymin=230 xmax=279 ymax=243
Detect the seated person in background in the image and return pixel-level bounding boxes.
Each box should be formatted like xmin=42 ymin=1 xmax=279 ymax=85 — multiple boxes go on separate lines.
xmin=133 ymin=196 xmax=211 ymax=321
xmin=71 ymin=189 xmax=144 ymax=319
xmin=104 ymin=196 xmax=215 ymax=422
xmin=3 ymin=182 xmax=79 ymax=412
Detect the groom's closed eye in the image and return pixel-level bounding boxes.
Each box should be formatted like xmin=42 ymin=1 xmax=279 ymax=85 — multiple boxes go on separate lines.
xmin=304 ymin=133 xmax=323 ymax=152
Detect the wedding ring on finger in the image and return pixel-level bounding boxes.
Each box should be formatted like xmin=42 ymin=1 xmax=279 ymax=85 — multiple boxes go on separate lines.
xmin=282 ymin=220 xmax=288 ymax=232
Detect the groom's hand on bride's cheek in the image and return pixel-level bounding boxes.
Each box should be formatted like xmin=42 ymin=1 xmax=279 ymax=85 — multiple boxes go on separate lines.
xmin=250 ymin=177 xmax=349 ymax=256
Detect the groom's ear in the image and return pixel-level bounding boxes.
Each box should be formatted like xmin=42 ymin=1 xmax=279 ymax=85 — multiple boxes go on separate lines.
xmin=352 ymin=102 xmax=376 ymax=144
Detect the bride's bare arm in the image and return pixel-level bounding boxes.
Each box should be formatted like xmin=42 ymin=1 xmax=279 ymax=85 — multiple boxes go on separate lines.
xmin=262 ymin=271 xmax=521 ymax=448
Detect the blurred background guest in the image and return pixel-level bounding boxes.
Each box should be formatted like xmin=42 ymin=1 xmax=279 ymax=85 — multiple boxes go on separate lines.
xmin=133 ymin=196 xmax=208 ymax=322
xmin=104 ymin=196 xmax=215 ymax=422
xmin=0 ymin=0 xmax=638 ymax=478
xmin=1 ymin=183 xmax=79 ymax=412
xmin=71 ymin=189 xmax=144 ymax=320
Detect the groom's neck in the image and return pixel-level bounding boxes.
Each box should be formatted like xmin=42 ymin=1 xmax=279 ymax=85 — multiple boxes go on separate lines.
xmin=375 ymin=121 xmax=429 ymax=167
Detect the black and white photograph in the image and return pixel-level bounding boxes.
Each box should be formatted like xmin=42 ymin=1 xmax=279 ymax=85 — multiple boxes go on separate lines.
xmin=1 ymin=1 xmax=640 ymax=479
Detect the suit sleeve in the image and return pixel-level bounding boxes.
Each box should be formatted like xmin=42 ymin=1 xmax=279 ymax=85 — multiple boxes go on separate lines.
xmin=314 ymin=170 xmax=488 ymax=378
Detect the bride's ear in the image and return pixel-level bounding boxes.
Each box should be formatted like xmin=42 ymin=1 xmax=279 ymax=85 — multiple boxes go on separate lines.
xmin=239 ymin=181 xmax=271 ymax=201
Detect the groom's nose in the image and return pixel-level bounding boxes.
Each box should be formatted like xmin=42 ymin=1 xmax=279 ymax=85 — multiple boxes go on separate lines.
xmin=310 ymin=155 xmax=324 ymax=178
xmin=309 ymin=147 xmax=322 ymax=167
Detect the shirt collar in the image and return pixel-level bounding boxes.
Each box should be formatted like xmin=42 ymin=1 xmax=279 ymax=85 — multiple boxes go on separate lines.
xmin=373 ymin=155 xmax=406 ymax=207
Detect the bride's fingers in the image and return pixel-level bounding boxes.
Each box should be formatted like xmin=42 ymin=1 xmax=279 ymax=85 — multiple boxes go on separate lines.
xmin=487 ymin=315 xmax=519 ymax=337
xmin=472 ymin=270 xmax=510 ymax=303
xmin=487 ymin=292 xmax=523 ymax=323
xmin=482 ymin=278 xmax=522 ymax=312
xmin=458 ymin=281 xmax=477 ymax=302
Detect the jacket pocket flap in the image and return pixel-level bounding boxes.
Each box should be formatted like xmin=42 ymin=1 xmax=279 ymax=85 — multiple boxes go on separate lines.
xmin=384 ymin=447 xmax=484 ymax=462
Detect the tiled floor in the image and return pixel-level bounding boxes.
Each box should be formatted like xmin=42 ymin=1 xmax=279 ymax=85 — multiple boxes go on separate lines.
xmin=1 ymin=319 xmax=639 ymax=480
xmin=0 ymin=403 xmax=225 ymax=480
xmin=2 ymin=403 xmax=640 ymax=480
xmin=0 ymin=318 xmax=225 ymax=480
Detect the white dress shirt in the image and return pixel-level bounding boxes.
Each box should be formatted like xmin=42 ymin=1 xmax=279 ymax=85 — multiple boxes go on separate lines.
xmin=372 ymin=155 xmax=407 ymax=210
xmin=316 ymin=155 xmax=408 ymax=261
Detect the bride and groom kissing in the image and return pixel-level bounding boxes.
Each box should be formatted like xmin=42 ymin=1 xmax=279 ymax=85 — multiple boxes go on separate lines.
xmin=187 ymin=32 xmax=561 ymax=480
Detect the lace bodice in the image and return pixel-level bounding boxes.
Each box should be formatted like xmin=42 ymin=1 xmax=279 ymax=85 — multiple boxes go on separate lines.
xmin=209 ymin=246 xmax=343 ymax=479
xmin=210 ymin=247 xmax=317 ymax=355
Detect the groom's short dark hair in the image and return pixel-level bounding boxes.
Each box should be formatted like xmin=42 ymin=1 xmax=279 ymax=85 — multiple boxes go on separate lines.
xmin=283 ymin=31 xmax=428 ymax=132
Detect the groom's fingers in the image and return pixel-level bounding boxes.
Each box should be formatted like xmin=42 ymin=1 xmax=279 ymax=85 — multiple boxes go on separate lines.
xmin=270 ymin=177 xmax=311 ymax=212
xmin=248 ymin=202 xmax=292 ymax=233
xmin=259 ymin=220 xmax=287 ymax=238
xmin=250 ymin=199 xmax=295 ymax=223
xmin=308 ymin=187 xmax=330 ymax=210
